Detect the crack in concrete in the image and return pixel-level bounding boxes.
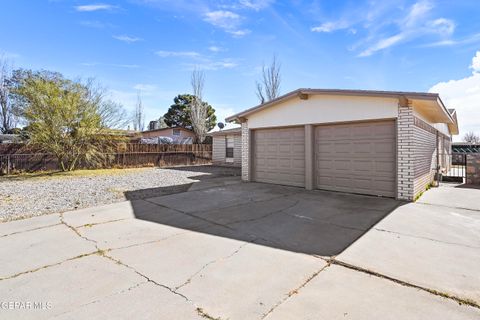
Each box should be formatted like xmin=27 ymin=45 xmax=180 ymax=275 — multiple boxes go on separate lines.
xmin=100 ymin=253 xmax=191 ymax=302
xmin=196 ymin=307 xmax=224 ymax=320
xmin=261 ymin=263 xmax=332 ymax=319
xmin=106 ymin=231 xmax=189 ymax=252
xmin=416 ymin=201 xmax=480 ymax=213
xmin=0 ymin=251 xmax=99 ymax=281
xmin=142 ymin=191 xmax=297 ymax=231
xmin=331 ymin=258 xmax=480 ymax=310
xmin=373 ymin=227 xmax=480 ymax=249
xmin=175 ymin=241 xmax=250 ymax=290
xmin=142 ymin=198 xmax=236 ymax=231
xmin=0 ymin=222 xmax=62 ymax=238
xmin=60 ymin=213 xmax=100 ymax=251
xmin=225 ymin=200 xmax=300 ymax=226
xmin=75 ymin=218 xmax=130 ymax=229
xmin=50 ymin=280 xmax=149 ymax=319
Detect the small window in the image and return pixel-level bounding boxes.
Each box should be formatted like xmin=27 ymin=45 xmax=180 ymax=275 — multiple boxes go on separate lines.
xmin=172 ymin=129 xmax=181 ymax=136
xmin=226 ymin=136 xmax=234 ymax=161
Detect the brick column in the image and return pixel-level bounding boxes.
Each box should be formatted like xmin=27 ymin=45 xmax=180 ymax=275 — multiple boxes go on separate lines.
xmin=397 ymin=102 xmax=415 ymax=201
xmin=241 ymin=122 xmax=250 ymax=181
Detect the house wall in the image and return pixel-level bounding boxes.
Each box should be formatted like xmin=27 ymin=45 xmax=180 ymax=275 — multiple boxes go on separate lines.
xmin=142 ymin=128 xmax=195 ymax=139
xmin=211 ymin=134 xmax=241 ymax=167
xmin=234 ymin=134 xmax=242 ymax=167
xmin=241 ymin=122 xmax=250 ymax=181
xmin=247 ymin=95 xmax=399 ymax=129
xmin=397 ymin=103 xmax=415 ymax=201
xmin=212 ymin=136 xmax=226 ymax=165
xmin=412 ymin=118 xmax=438 ymax=199
xmin=240 ymin=95 xmax=455 ymax=201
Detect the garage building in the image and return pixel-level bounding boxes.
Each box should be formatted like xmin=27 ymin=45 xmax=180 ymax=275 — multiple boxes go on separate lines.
xmin=226 ymin=89 xmax=459 ymax=201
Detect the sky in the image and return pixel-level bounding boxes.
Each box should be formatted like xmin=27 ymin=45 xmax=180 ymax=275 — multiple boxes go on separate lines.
xmin=1 ymin=0 xmax=480 ymax=140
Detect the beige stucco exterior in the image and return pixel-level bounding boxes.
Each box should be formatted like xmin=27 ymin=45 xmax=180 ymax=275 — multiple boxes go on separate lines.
xmin=247 ymin=95 xmax=399 ymax=129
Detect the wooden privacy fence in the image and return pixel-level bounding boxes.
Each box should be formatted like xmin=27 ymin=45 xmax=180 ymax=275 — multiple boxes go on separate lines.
xmin=0 ymin=144 xmax=212 ymax=175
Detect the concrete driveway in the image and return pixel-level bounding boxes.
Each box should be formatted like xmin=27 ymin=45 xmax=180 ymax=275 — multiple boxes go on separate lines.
xmin=0 ymin=175 xmax=479 ymax=319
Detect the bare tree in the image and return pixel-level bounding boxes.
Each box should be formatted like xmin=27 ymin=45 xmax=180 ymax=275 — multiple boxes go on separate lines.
xmin=464 ymin=131 xmax=480 ymax=144
xmin=132 ymin=91 xmax=145 ymax=131
xmin=256 ymin=55 xmax=281 ymax=104
xmin=0 ymin=56 xmax=16 ymax=133
xmin=190 ymin=68 xmax=208 ymax=143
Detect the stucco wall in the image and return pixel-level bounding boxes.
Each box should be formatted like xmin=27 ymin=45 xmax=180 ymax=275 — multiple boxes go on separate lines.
xmin=246 ymin=95 xmax=399 ymax=129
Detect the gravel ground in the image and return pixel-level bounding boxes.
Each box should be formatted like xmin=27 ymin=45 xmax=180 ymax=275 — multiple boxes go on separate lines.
xmin=0 ymin=165 xmax=240 ymax=222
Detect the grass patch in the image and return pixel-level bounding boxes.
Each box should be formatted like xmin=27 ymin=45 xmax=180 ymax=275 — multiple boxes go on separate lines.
xmin=414 ymin=182 xmax=434 ymax=202
xmin=0 ymin=167 xmax=150 ymax=182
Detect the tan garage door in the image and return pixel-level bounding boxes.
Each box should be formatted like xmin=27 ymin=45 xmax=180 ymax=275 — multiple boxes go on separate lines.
xmin=315 ymin=121 xmax=396 ymax=197
xmin=253 ymin=127 xmax=305 ymax=187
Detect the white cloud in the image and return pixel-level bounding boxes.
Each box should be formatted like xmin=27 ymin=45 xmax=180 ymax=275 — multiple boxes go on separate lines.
xmin=203 ymin=10 xmax=249 ymax=37
xmin=428 ymin=18 xmax=455 ymax=36
xmin=184 ymin=59 xmax=238 ymax=71
xmin=471 ymin=51 xmax=480 ymax=72
xmin=422 ymin=33 xmax=480 ymax=47
xmin=404 ymin=0 xmax=433 ymax=27
xmin=113 ymin=35 xmax=142 ymax=43
xmin=155 ymin=50 xmax=200 ymax=58
xmin=359 ymin=33 xmax=405 ymax=57
xmin=208 ymin=46 xmax=224 ymax=52
xmin=227 ymin=29 xmax=250 ymax=37
xmin=133 ymin=84 xmax=156 ymax=92
xmin=239 ymin=0 xmax=274 ymax=11
xmin=430 ymin=51 xmax=480 ymax=140
xmin=75 ymin=4 xmax=117 ymax=12
xmin=357 ymin=0 xmax=457 ymax=57
xmin=204 ymin=10 xmax=241 ymax=29
xmin=311 ymin=21 xmax=350 ymax=33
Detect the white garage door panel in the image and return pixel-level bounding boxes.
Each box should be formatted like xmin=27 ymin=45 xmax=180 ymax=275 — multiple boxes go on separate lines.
xmin=315 ymin=121 xmax=396 ymax=197
xmin=253 ymin=127 xmax=305 ymax=187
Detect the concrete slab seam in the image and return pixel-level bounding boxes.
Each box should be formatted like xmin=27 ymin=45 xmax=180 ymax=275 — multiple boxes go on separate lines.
xmin=331 ymin=258 xmax=480 ymax=309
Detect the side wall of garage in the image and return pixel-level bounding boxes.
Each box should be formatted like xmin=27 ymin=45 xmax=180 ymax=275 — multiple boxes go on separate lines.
xmin=412 ymin=118 xmax=438 ymax=198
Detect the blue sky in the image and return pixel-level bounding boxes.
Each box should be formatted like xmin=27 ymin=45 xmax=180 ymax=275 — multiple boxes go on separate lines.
xmin=1 ymin=0 xmax=480 ymax=138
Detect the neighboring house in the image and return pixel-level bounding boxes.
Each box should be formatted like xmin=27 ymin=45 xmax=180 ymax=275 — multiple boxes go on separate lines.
xmin=140 ymin=127 xmax=196 ymax=144
xmin=209 ymin=127 xmax=242 ymax=167
xmin=0 ymin=134 xmax=22 ymax=144
xmin=226 ymin=88 xmax=459 ymax=201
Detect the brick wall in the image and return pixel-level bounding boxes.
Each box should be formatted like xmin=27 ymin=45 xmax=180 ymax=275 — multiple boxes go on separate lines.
xmin=467 ymin=154 xmax=480 ymax=185
xmin=241 ymin=122 xmax=250 ymax=181
xmin=397 ymin=103 xmax=415 ymax=201
xmin=412 ymin=120 xmax=437 ymax=198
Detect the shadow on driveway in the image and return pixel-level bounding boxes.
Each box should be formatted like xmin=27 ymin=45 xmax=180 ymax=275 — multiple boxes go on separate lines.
xmin=125 ymin=166 xmax=404 ymax=257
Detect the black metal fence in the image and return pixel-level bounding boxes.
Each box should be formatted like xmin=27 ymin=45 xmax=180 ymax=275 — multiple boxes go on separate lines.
xmin=442 ymin=153 xmax=467 ymax=182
